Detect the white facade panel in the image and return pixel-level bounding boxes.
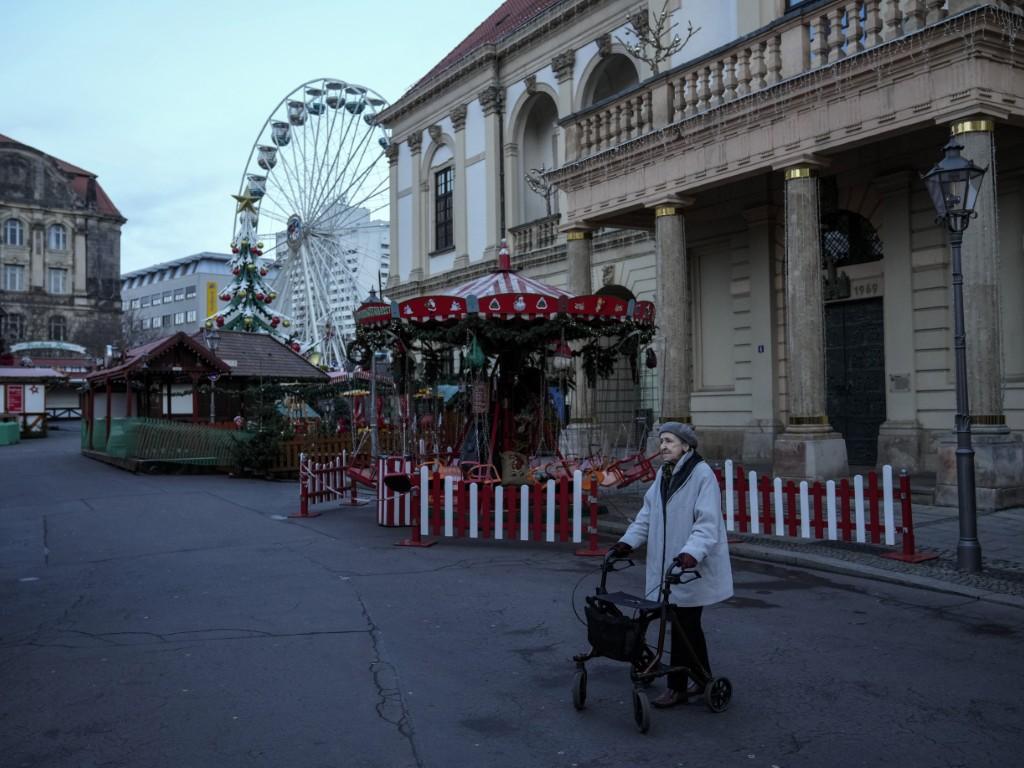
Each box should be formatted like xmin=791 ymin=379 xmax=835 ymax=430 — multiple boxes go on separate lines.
xmin=465 ymin=100 xmax=485 ymax=157
xmin=397 ymin=194 xmax=413 ymax=280
xmin=398 ymin=142 xmax=411 ymax=191
xmin=466 ymin=160 xmax=487 ymax=262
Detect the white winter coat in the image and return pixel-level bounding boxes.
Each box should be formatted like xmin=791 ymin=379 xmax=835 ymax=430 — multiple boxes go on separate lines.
xmin=619 ymin=452 xmax=734 ymax=607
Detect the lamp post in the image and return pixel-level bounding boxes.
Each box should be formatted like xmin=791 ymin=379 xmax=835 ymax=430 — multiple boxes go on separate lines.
xmin=922 ymin=137 xmax=988 ymax=573
xmin=204 ymin=327 xmax=221 ymax=425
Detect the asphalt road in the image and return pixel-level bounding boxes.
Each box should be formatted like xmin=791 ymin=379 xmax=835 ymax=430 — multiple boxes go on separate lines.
xmin=2 ymin=427 xmax=1022 ymax=768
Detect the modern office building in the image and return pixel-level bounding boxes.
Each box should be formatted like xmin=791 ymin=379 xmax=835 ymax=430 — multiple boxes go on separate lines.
xmin=120 ymin=252 xmax=277 ymax=343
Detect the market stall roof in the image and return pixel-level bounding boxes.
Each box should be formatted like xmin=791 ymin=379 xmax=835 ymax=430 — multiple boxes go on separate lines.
xmin=193 ymin=331 xmax=329 ymax=381
xmin=0 ymin=367 xmax=66 ymax=383
xmin=86 ymin=332 xmax=230 ymax=385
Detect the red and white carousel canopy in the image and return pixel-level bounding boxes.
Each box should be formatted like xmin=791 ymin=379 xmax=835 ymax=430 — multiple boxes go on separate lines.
xmin=356 ymin=263 xmax=655 ymax=327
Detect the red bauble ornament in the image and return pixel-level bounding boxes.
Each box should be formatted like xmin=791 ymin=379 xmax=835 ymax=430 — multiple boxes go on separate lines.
xmin=232 ymin=266 xmax=241 ymax=275
xmin=259 ymin=267 xmax=268 ymax=276
xmin=215 ymin=316 xmax=225 ymax=327
xmin=231 ymin=246 xmax=239 ymax=254
xmin=271 ymin=317 xmax=280 ymax=327
xmin=264 ymin=295 xmax=272 ymax=304
xmin=256 ymin=293 xmax=265 ymax=301
xmin=290 ymin=342 xmax=301 ymax=352
xmin=220 ymin=292 xmax=230 ymax=301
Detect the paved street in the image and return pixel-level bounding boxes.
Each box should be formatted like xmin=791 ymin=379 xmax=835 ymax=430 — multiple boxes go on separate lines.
xmin=2 ymin=427 xmax=1023 ymax=768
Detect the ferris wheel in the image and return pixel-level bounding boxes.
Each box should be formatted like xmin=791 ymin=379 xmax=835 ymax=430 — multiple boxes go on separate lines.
xmin=236 ymin=77 xmax=392 ymax=369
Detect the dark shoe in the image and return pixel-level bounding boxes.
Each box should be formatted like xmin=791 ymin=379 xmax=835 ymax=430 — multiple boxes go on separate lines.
xmin=651 ymin=689 xmax=686 ymax=708
xmin=686 ymin=681 xmax=706 ymax=697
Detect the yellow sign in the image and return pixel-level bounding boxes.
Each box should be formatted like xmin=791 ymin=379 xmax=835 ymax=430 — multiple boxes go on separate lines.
xmin=206 ymin=281 xmax=219 ymax=317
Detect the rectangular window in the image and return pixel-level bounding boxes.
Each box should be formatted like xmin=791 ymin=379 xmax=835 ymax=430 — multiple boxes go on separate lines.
xmin=130 ymin=298 xmax=141 ymax=309
xmin=162 ymin=290 xmax=172 ymax=303
xmin=3 ymin=264 xmax=25 ymax=291
xmin=174 ymin=312 xmax=185 ymax=325
xmin=151 ymin=293 xmax=161 ymax=306
xmin=185 ymin=285 xmax=196 ymax=299
xmin=186 ymin=310 xmax=197 ymax=323
xmin=434 ymin=167 xmax=454 ymax=252
xmin=147 ymin=317 xmax=157 ymax=329
xmin=141 ymin=295 xmax=151 ymax=307
xmin=174 ymin=289 xmax=185 ymax=302
xmin=47 ymin=267 xmax=68 ymax=294
xmin=162 ymin=314 xmax=172 ymax=328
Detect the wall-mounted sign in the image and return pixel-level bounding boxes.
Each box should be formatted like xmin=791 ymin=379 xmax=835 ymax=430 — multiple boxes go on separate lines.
xmin=6 ymin=384 xmax=24 ymax=413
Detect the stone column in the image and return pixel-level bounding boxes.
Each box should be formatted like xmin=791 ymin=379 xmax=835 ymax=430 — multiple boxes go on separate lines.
xmin=406 ymin=131 xmax=424 ymax=283
xmin=934 ymin=118 xmax=1024 ymax=509
xmin=875 ymin=172 xmax=921 ymax=470
xmin=552 ymin=50 xmax=575 ymax=218
xmin=451 ymin=105 xmax=469 ymax=268
xmin=774 ymin=166 xmax=849 ymax=480
xmin=480 ymin=85 xmax=505 ymax=253
xmin=384 ymin=143 xmax=399 ymax=290
xmin=742 ymin=205 xmax=781 ymax=465
xmin=561 ymin=227 xmax=597 ymax=456
xmin=653 ymin=203 xmax=691 ymax=424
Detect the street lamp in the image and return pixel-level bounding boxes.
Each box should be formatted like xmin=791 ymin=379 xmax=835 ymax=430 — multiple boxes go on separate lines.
xmin=922 ymin=137 xmax=988 ymax=573
xmin=204 ymin=327 xmax=221 ymax=424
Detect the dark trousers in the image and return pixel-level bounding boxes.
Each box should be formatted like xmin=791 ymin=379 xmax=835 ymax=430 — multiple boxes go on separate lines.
xmin=667 ymin=606 xmax=711 ymax=691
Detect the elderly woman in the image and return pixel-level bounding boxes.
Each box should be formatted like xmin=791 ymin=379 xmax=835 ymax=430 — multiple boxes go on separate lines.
xmin=608 ymin=422 xmax=733 ymax=708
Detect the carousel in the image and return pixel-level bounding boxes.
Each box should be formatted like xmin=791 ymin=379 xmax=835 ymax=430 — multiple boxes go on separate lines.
xmin=351 ymin=242 xmax=659 ymax=489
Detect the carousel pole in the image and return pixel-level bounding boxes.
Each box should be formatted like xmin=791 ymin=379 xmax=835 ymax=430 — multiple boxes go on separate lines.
xmin=370 ymin=351 xmax=379 ymax=458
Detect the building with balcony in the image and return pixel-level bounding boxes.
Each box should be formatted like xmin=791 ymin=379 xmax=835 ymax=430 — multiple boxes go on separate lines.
xmin=379 ymin=0 xmax=1024 ymax=508
xmin=0 ymin=134 xmax=125 ymax=356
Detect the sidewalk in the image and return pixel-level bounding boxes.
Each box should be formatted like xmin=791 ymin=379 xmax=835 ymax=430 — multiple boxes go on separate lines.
xmin=596 ymin=484 xmax=1024 ymax=609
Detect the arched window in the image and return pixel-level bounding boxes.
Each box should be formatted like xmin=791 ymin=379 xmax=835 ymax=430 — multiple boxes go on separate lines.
xmin=583 ymin=54 xmax=639 ymax=107
xmin=3 ymin=218 xmax=24 ymax=246
xmin=429 ymin=144 xmax=455 ymax=253
xmin=821 ymin=210 xmax=883 ymax=268
xmin=47 ymin=223 xmax=68 ymax=250
xmin=520 ymin=93 xmax=560 ymax=223
xmin=1 ymin=312 xmax=25 ymax=341
xmin=49 ymin=315 xmax=67 ymax=342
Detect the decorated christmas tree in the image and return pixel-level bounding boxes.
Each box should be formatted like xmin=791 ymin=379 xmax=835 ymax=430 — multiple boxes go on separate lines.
xmin=205 ymin=193 xmax=293 ymax=340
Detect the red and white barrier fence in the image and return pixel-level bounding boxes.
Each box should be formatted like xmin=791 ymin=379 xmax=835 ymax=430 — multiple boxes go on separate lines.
xmin=715 ymin=460 xmax=936 ymax=562
xmin=409 ymin=468 xmax=603 ymax=555
xmin=378 ymin=456 xmax=413 ymax=527
xmin=293 ymin=452 xmax=348 ymax=518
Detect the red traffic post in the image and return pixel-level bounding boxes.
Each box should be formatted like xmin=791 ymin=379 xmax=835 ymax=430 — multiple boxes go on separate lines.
xmin=289 ymin=454 xmax=322 ymax=518
xmin=575 ymin=493 xmax=604 ymax=557
xmin=881 ymin=469 xmax=938 ymax=563
xmin=394 ymin=472 xmax=436 ymax=548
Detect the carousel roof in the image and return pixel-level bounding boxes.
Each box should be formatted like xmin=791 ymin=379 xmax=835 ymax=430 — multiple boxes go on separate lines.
xmin=358 ymin=241 xmax=655 ymax=326
xmin=451 ymin=266 xmax=570 ymax=300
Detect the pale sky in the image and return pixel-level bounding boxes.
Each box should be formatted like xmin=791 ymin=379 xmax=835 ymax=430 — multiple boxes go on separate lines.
xmin=2 ymin=0 xmax=497 ymax=273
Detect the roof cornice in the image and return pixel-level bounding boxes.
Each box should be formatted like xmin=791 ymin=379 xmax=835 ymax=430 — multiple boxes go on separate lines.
xmin=378 ymin=0 xmax=605 ymax=127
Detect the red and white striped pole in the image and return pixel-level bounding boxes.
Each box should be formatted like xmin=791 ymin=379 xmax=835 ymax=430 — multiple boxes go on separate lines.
xmin=396 ymin=466 xmax=436 ymax=548
xmin=882 ymin=469 xmax=937 ymax=563
xmin=290 ymin=453 xmax=321 ymax=518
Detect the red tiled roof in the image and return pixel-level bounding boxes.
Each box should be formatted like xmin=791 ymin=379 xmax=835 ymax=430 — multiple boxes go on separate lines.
xmin=411 ymin=0 xmax=564 ymax=92
xmin=0 ymin=133 xmax=123 ymax=219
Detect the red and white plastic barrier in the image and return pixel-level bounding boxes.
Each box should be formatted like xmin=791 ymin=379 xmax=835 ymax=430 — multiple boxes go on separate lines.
xmin=715 ymin=460 xmax=935 ymax=562
xmin=378 ymin=456 xmax=413 ymax=527
xmin=293 ymin=452 xmax=348 ymax=518
xmin=409 ymin=468 xmax=603 ymax=555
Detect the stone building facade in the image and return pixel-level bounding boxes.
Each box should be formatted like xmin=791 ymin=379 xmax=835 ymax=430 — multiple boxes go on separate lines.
xmin=379 ymin=0 xmax=1024 ymax=507
xmin=0 ymin=134 xmax=125 ymax=355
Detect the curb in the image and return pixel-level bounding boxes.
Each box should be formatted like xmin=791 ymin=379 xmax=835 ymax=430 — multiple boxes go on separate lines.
xmin=597 ymin=519 xmax=1024 ymax=610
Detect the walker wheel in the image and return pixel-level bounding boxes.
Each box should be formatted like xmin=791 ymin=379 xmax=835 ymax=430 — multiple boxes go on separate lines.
xmin=704 ymin=676 xmax=732 ymax=713
xmin=632 ymin=689 xmax=651 ymax=734
xmin=572 ymin=668 xmax=587 ymax=711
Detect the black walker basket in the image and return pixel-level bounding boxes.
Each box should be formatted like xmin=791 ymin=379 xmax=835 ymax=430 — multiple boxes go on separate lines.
xmin=583 ymin=596 xmax=648 ymax=663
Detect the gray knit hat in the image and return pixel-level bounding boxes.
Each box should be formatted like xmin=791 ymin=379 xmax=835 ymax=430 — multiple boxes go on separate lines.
xmin=658 ymin=421 xmax=698 ymax=448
